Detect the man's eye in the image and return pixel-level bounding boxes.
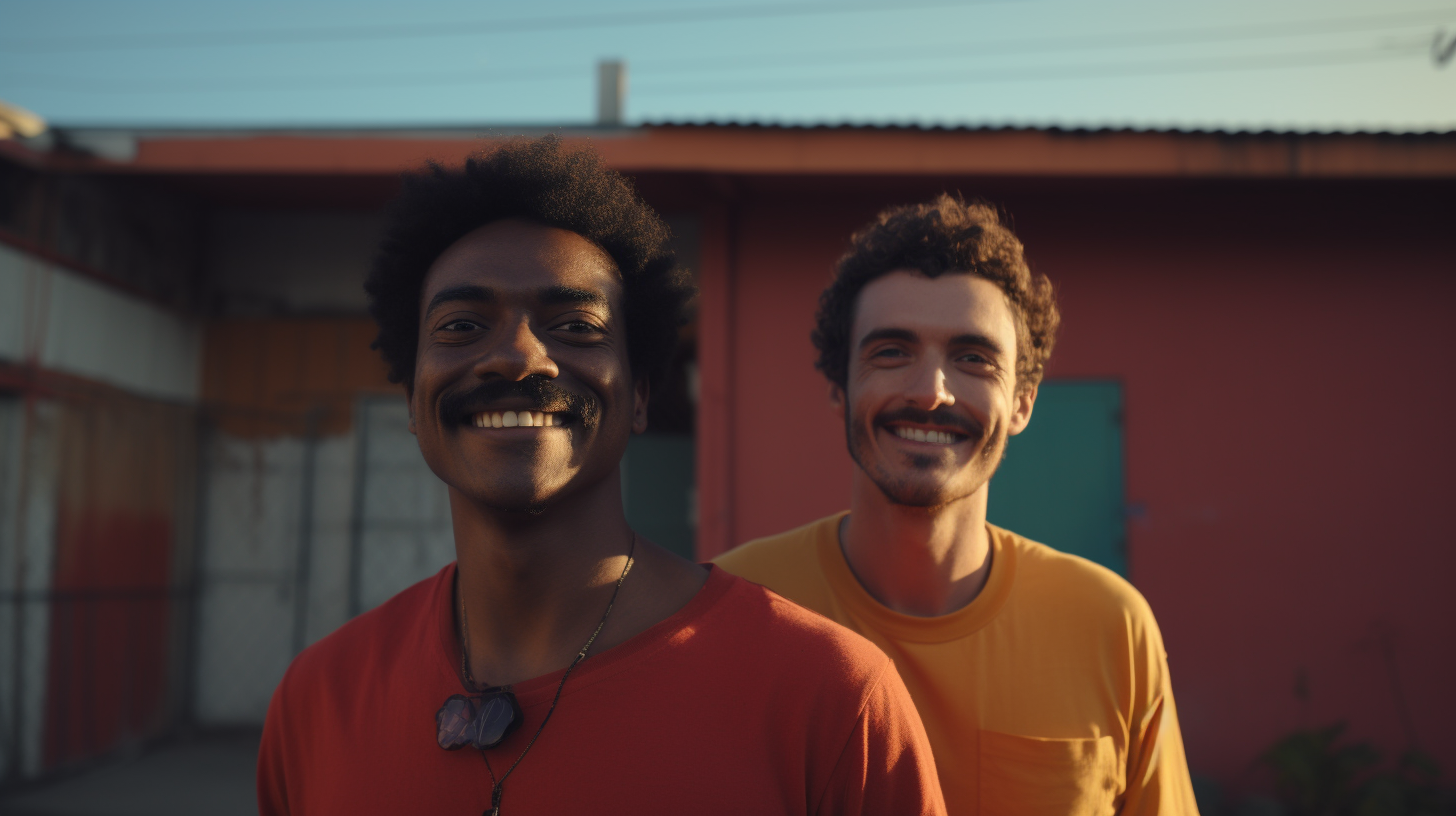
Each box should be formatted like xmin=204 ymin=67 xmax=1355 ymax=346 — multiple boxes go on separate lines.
xmin=441 ymin=320 xmax=480 ymax=332
xmin=559 ymin=321 xmax=601 ymax=333
xmin=872 ymin=347 xmax=908 ymax=358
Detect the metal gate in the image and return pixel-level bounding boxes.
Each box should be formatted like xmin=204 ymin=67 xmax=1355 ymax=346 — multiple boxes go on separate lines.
xmin=192 ymin=396 xmax=452 ymax=726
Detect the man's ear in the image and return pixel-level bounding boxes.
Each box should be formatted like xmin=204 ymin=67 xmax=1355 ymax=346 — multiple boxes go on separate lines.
xmin=828 ymin=382 xmax=846 ymax=423
xmin=632 ymin=377 xmax=650 ymax=434
xmin=1007 ymin=381 xmax=1038 ymax=436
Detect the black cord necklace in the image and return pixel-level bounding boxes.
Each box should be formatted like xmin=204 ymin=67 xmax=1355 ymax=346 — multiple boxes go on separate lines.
xmin=450 ymin=534 xmax=637 ymax=816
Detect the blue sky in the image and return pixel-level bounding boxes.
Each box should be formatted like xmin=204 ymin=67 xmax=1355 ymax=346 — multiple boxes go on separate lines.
xmin=2 ymin=0 xmax=1453 ymax=131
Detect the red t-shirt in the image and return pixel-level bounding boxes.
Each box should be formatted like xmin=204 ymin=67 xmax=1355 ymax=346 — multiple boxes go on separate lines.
xmin=258 ymin=564 xmax=945 ymax=815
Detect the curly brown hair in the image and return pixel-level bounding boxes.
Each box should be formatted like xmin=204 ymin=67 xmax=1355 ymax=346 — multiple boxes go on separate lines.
xmin=812 ymin=194 xmax=1059 ymax=395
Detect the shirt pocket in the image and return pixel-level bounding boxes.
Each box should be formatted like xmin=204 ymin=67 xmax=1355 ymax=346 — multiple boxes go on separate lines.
xmin=979 ymin=730 xmax=1121 ymax=816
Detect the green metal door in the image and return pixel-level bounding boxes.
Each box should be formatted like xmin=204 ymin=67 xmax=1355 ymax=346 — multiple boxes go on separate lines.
xmin=986 ymin=380 xmax=1126 ymax=576
xmin=622 ymin=433 xmax=696 ymax=560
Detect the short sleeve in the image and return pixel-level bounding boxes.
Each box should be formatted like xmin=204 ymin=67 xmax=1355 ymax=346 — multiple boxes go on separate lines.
xmin=815 ymin=661 xmax=947 ymax=816
xmin=1120 ymin=612 xmax=1201 ymax=815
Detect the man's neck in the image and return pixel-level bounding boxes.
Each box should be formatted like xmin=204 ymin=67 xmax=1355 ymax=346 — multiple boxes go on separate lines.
xmin=451 ymin=474 xmax=637 ymax=687
xmin=450 ymin=472 xmax=706 ymax=687
xmin=840 ymin=476 xmax=992 ymax=618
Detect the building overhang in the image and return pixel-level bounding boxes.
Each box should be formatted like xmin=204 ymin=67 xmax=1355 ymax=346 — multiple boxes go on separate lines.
xmin=20 ymin=123 xmax=1456 ymax=179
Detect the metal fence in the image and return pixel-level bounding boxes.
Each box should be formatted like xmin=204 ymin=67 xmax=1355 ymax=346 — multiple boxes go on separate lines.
xmin=1 ymin=390 xmax=693 ymax=787
xmin=191 ymin=396 xmax=453 ymax=727
xmin=0 ymin=393 xmax=454 ymax=785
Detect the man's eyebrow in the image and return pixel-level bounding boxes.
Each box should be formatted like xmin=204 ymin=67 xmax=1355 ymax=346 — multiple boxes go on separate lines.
xmin=539 ymin=285 xmax=609 ymax=308
xmin=425 ymin=285 xmax=493 ymax=315
xmin=858 ymin=327 xmax=918 ymax=349
xmin=949 ymin=333 xmax=1006 ymax=356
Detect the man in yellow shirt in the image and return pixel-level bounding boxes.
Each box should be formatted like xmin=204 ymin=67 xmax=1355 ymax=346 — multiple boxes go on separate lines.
xmin=716 ymin=195 xmax=1199 ymax=815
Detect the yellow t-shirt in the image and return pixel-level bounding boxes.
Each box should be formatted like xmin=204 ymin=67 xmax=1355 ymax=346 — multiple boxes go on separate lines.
xmin=716 ymin=513 xmax=1199 ymax=816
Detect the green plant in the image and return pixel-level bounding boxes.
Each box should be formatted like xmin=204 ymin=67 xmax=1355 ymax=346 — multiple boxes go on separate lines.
xmin=1258 ymin=724 xmax=1453 ymax=816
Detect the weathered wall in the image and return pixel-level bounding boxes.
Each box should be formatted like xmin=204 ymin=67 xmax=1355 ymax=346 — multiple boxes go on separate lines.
xmin=42 ymin=392 xmax=196 ymax=769
xmin=193 ymin=319 xmax=445 ymax=725
xmin=0 ymin=160 xmax=203 ymax=311
xmin=693 ymin=175 xmax=1456 ymax=792
xmin=205 ymin=209 xmax=383 ymax=316
xmin=192 ymin=399 xmax=453 ymax=726
xmin=0 ymin=243 xmax=201 ymax=402
xmin=0 ymin=166 xmax=202 ymax=781
xmin=0 ymin=396 xmax=58 ymax=779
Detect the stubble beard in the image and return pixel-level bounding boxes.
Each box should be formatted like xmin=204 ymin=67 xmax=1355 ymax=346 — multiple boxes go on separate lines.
xmin=845 ymin=407 xmax=1008 ymax=509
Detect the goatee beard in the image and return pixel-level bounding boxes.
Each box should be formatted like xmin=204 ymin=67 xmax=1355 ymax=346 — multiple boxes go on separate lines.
xmin=845 ymin=406 xmax=1006 ymax=508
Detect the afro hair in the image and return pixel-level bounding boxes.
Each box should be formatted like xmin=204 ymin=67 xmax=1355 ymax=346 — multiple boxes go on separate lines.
xmin=365 ymin=136 xmax=693 ymax=392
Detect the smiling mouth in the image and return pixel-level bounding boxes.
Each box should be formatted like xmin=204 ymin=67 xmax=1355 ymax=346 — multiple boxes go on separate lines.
xmin=470 ymin=411 xmax=567 ymax=429
xmin=888 ymin=425 xmax=966 ymax=446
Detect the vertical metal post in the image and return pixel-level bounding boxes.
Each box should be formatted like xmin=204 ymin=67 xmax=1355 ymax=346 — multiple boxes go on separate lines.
xmin=179 ymin=413 xmax=211 ymax=730
xmin=291 ymin=408 xmax=321 ymax=656
xmin=8 ymin=243 xmax=52 ymax=782
xmin=597 ymin=60 xmax=626 ymax=126
xmin=346 ymin=401 xmax=371 ymax=619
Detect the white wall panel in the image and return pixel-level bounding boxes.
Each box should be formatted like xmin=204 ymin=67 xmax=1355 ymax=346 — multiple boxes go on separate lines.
xmin=0 ymin=398 xmax=59 ymax=778
xmin=0 ymin=242 xmax=201 ymax=402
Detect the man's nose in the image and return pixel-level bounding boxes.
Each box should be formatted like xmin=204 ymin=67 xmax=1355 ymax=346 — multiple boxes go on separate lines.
xmin=472 ymin=317 xmax=559 ymax=381
xmin=904 ymin=360 xmax=954 ymax=411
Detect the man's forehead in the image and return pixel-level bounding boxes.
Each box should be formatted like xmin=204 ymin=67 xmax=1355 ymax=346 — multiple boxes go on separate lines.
xmin=421 ymin=219 xmax=620 ymax=307
xmin=853 ymin=270 xmax=1016 ymax=343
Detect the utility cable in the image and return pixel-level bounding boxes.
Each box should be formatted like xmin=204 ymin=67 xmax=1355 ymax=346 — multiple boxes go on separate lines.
xmin=4 ymin=9 xmax=1450 ymax=94
xmin=0 ymin=0 xmax=1021 ymax=53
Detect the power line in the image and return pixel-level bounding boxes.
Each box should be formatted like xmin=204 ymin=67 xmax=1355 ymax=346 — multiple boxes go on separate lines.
xmin=640 ymin=8 xmax=1456 ymax=71
xmin=3 ymin=10 xmax=1450 ymax=94
xmin=2 ymin=68 xmax=584 ymax=94
xmin=5 ymin=44 xmax=1425 ymax=98
xmin=636 ymin=44 xmax=1426 ymax=96
xmin=0 ymin=0 xmax=1017 ymax=53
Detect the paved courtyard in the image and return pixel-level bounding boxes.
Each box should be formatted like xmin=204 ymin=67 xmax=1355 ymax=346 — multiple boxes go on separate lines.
xmin=0 ymin=733 xmax=259 ymax=816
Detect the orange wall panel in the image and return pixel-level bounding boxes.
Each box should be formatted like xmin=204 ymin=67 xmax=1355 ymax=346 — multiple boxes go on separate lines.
xmin=201 ymin=317 xmax=396 ymax=437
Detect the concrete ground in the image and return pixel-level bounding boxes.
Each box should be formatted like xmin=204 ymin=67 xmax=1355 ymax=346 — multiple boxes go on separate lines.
xmin=0 ymin=733 xmax=259 ymax=816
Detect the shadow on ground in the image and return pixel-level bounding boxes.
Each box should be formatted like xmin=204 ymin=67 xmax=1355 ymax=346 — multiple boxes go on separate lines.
xmin=0 ymin=732 xmax=259 ymax=816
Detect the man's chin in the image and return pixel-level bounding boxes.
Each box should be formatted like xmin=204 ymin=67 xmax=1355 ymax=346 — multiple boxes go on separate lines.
xmin=869 ymin=474 xmax=969 ymax=509
xmin=453 ymin=481 xmax=563 ymax=517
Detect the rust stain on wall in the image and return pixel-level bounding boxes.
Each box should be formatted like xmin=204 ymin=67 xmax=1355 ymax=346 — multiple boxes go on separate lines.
xmin=41 ymin=391 xmax=195 ymax=769
xmin=202 ymin=317 xmax=396 ymax=438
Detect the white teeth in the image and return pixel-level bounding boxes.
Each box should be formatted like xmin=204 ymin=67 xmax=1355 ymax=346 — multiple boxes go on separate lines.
xmin=473 ymin=411 xmax=563 ymax=428
xmin=894 ymin=427 xmax=956 ymax=445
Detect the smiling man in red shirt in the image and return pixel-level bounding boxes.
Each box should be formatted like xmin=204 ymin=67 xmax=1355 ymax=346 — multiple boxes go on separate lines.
xmin=256 ymin=138 xmax=945 ymax=816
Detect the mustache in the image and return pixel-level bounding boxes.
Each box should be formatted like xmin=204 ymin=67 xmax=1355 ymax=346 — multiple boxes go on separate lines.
xmin=874 ymin=406 xmax=984 ymax=439
xmin=437 ymin=375 xmax=600 ymax=428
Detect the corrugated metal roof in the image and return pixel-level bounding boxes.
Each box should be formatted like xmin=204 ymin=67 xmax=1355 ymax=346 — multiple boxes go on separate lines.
xmin=31 ymin=117 xmax=1456 ymax=141
xmin=638 ymin=117 xmax=1456 ymax=137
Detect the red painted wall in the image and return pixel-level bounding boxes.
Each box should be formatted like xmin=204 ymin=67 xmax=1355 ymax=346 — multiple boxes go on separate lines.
xmin=40 ymin=393 xmax=194 ymax=770
xmin=688 ymin=175 xmax=1456 ymax=791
